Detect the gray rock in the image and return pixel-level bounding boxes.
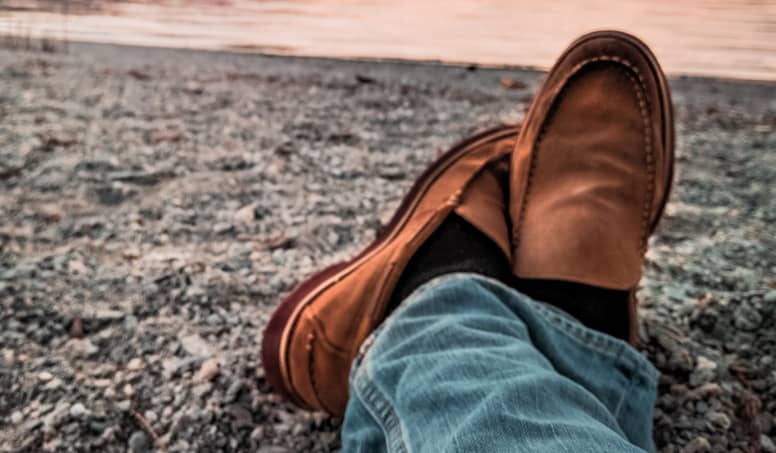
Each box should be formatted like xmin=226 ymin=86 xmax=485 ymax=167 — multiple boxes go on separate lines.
xmin=10 ymin=411 xmax=23 ymax=424
xmin=43 ymin=402 xmax=71 ymax=432
xmin=179 ymin=334 xmax=213 ymax=357
xmin=762 ymin=435 xmax=776 ymax=453
xmin=69 ymin=403 xmax=88 ymax=418
xmin=706 ymin=411 xmax=731 ymax=430
xmin=128 ymin=430 xmax=151 ymax=453
xmin=64 ymin=338 xmax=99 ymax=357
xmin=733 ymin=303 xmax=763 ymax=330
xmin=115 ymin=400 xmax=132 ymax=412
xmin=123 ymin=315 xmax=139 ymax=331
xmin=681 ymin=436 xmax=711 ymax=453
xmin=689 ymin=356 xmax=718 ymax=387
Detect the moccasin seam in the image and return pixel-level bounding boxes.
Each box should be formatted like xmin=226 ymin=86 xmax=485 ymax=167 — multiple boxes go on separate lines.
xmin=305 ymin=331 xmax=331 ymax=412
xmin=616 ymin=67 xmax=655 ymax=253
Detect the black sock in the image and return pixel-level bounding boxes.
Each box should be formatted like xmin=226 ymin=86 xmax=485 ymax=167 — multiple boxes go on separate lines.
xmin=511 ymin=277 xmax=630 ymax=341
xmin=389 ymin=213 xmax=511 ymax=309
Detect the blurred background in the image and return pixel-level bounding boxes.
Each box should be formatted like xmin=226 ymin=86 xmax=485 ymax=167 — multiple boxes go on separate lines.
xmin=1 ymin=0 xmax=775 ymax=80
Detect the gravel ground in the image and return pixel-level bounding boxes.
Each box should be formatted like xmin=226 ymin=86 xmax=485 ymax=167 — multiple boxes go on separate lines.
xmin=0 ymin=42 xmax=774 ymax=453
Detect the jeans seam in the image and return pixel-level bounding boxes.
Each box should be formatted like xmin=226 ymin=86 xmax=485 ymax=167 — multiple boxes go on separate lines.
xmin=529 ymin=299 xmax=657 ymax=381
xmin=352 ymin=366 xmax=410 ymax=453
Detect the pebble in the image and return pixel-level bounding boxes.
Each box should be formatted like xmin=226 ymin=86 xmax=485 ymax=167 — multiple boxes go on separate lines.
xmin=179 ymin=334 xmax=213 ymax=357
xmin=681 ymin=436 xmax=711 ymax=453
xmin=764 ymin=290 xmax=776 ymax=304
xmin=116 ymin=400 xmax=132 ymax=412
xmin=194 ymin=358 xmax=220 ymax=381
xmin=733 ymin=303 xmax=763 ymax=330
xmin=69 ymin=403 xmax=88 ymax=418
xmin=128 ymin=430 xmax=151 ymax=453
xmin=126 ymin=358 xmax=144 ymax=371
xmin=689 ymin=356 xmax=718 ymax=387
xmin=35 ymin=369 xmax=55 ymax=381
xmin=234 ymin=204 xmax=256 ymax=224
xmin=144 ymin=410 xmax=158 ymax=424
xmin=10 ymin=411 xmax=23 ymax=424
xmin=64 ymin=338 xmax=99 ymax=357
xmin=706 ymin=411 xmax=731 ymax=430
xmin=762 ymin=435 xmax=776 ymax=453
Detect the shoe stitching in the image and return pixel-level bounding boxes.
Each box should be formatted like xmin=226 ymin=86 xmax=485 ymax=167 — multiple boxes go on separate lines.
xmin=617 ymin=68 xmax=655 ymax=253
xmin=305 ymin=331 xmax=331 ymax=412
xmin=513 ymin=55 xmax=655 ymax=258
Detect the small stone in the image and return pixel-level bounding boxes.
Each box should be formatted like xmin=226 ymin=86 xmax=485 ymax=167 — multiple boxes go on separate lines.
xmin=126 ymin=358 xmax=144 ymax=371
xmin=696 ymin=356 xmax=717 ymax=371
xmin=762 ymin=435 xmax=776 ymax=453
xmin=764 ymin=290 xmax=776 ymax=304
xmin=64 ymin=338 xmax=99 ymax=357
xmin=706 ymin=411 xmax=731 ymax=430
xmin=122 ymin=383 xmax=135 ymax=397
xmin=128 ymin=430 xmax=151 ymax=453
xmin=10 ymin=411 xmax=23 ymax=424
xmin=195 ymin=358 xmax=220 ymax=382
xmin=116 ymin=400 xmax=131 ymax=412
xmin=179 ymin=334 xmax=213 ymax=357
xmin=162 ymin=406 xmax=173 ymax=418
xmin=681 ymin=436 xmax=711 ymax=453
xmin=733 ymin=302 xmax=762 ymax=330
xmin=143 ymin=410 xmax=157 ymax=424
xmin=688 ymin=382 xmax=721 ymax=398
xmin=69 ymin=403 xmax=88 ymax=418
xmin=36 ymin=204 xmax=64 ymax=222
xmin=689 ymin=356 xmax=718 ymax=387
xmin=124 ymin=315 xmax=139 ymax=331
xmin=191 ymin=383 xmax=213 ymax=399
xmin=250 ymin=426 xmax=265 ymax=441
xmin=94 ymin=309 xmax=124 ymax=321
xmin=500 ymin=76 xmax=527 ymax=90
xmin=67 ymin=259 xmax=88 ymax=274
xmin=92 ymin=379 xmax=112 ymax=388
xmin=38 ymin=371 xmax=54 ymax=381
xmin=234 ymin=204 xmax=256 ymax=224
xmin=225 ymin=379 xmax=244 ymax=403
xmin=43 ymin=402 xmax=71 ymax=431
xmin=44 ymin=378 xmax=63 ymax=390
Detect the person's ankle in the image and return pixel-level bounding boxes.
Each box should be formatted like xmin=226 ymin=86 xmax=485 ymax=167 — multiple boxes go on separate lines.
xmin=389 ymin=213 xmax=512 ymax=308
xmin=511 ymin=277 xmax=630 ymax=341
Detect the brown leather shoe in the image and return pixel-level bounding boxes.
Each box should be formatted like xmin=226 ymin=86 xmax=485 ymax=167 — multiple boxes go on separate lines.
xmin=263 ymin=126 xmax=518 ymax=415
xmin=509 ymin=31 xmax=674 ymax=344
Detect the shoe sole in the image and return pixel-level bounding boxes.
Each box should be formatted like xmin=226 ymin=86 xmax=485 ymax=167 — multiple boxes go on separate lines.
xmin=261 ymin=124 xmax=519 ymax=407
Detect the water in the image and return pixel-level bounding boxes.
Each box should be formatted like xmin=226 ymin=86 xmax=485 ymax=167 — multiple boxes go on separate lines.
xmin=2 ymin=0 xmax=775 ymax=80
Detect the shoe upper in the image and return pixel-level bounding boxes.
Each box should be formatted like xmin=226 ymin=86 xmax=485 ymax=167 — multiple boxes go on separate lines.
xmin=510 ymin=32 xmax=674 ymax=292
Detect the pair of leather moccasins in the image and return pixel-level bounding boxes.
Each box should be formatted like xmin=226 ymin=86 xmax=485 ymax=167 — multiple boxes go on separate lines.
xmin=262 ymin=30 xmax=675 ymax=416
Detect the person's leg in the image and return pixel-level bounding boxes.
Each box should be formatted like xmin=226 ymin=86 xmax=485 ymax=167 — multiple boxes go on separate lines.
xmin=342 ymin=274 xmax=657 ymax=453
xmin=263 ymin=30 xmax=674 ymax=452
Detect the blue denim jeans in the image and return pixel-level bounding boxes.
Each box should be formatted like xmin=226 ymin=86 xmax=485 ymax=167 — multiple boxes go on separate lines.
xmin=341 ymin=273 xmax=658 ymax=453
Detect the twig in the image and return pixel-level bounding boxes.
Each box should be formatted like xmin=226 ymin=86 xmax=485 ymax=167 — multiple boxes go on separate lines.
xmin=130 ymin=405 xmax=167 ymax=451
